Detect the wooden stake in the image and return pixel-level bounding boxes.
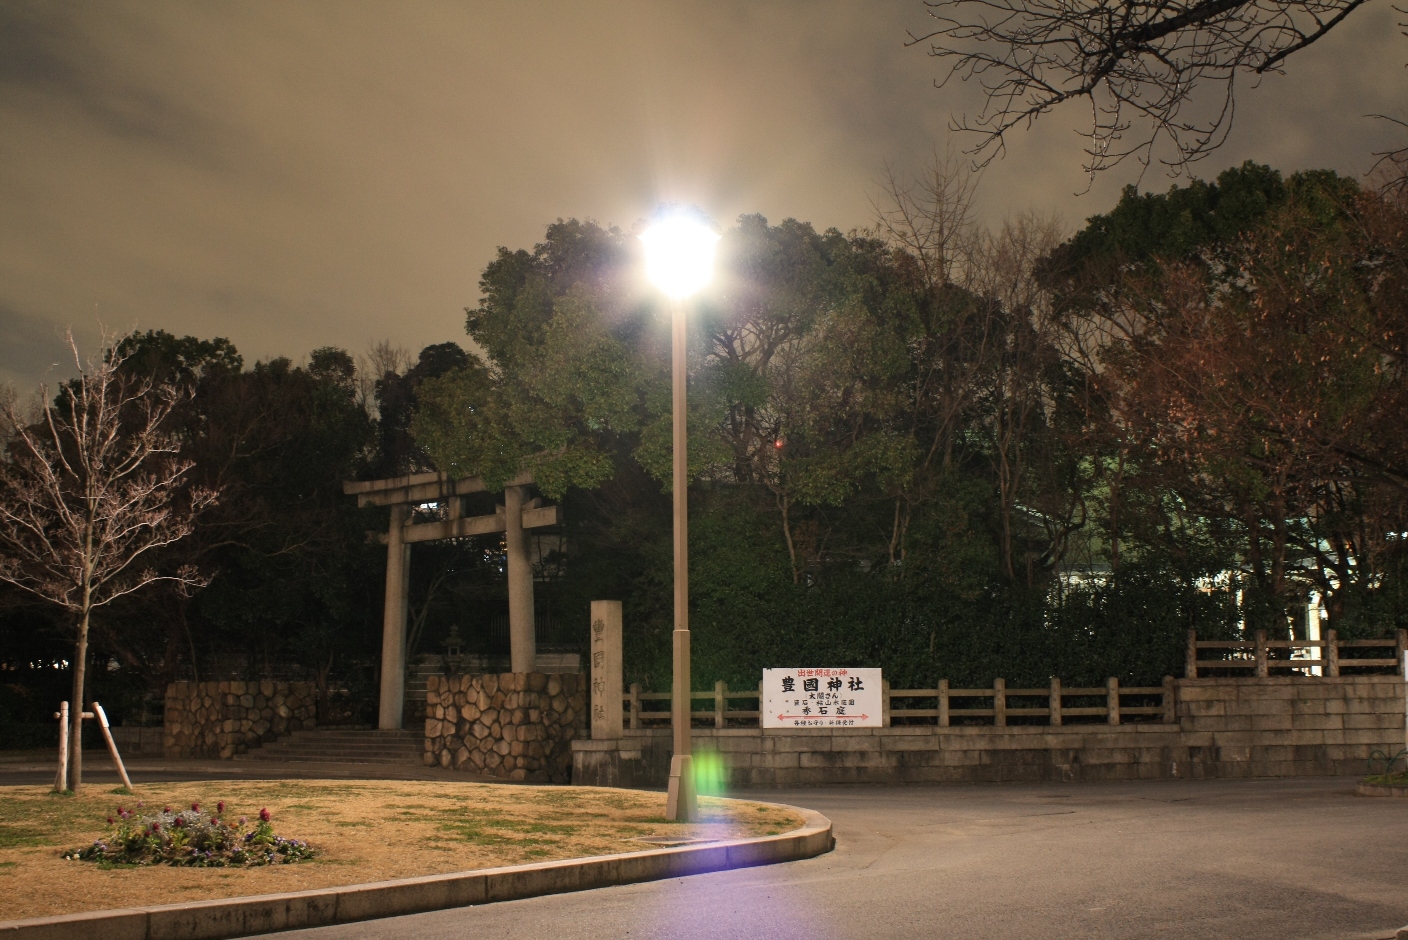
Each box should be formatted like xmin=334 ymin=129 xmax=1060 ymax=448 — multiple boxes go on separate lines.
xmin=53 ymin=702 xmax=69 ymax=793
xmin=92 ymin=703 xmax=133 ymax=791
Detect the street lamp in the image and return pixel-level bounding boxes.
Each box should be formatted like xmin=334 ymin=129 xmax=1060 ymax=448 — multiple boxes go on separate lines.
xmin=641 ymin=209 xmax=719 ymax=822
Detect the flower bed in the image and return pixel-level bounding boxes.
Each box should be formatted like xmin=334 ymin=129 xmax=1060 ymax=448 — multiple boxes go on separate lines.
xmin=63 ymin=800 xmax=316 ymax=867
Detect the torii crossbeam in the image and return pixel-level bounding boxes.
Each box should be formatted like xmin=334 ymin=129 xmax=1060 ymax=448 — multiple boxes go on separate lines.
xmin=343 ymin=471 xmax=561 ymax=730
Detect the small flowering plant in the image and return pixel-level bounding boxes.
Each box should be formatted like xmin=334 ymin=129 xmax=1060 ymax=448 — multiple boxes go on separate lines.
xmin=63 ymin=801 xmax=316 ymax=867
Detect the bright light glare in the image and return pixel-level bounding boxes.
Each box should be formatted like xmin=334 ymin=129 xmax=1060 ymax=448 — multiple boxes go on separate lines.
xmin=640 ymin=213 xmax=719 ymax=299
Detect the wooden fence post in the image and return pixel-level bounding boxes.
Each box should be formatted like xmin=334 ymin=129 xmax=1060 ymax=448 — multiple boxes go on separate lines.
xmin=1049 ymin=677 xmax=1062 ymax=727
xmin=714 ymin=679 xmax=727 ymax=729
xmin=1327 ymin=630 xmax=1340 ymax=677
xmin=1397 ymin=629 xmax=1407 ymax=678
xmin=1162 ymin=675 xmax=1177 ymax=724
xmin=53 ymin=701 xmax=69 ymax=794
xmin=882 ymin=680 xmax=891 ymax=728
xmin=1255 ymin=630 xmax=1269 ymax=678
xmin=938 ymin=679 xmax=950 ymax=728
xmin=1186 ymin=629 xmax=1198 ymax=679
xmin=628 ymin=683 xmax=641 ymax=730
xmin=1106 ymin=677 xmax=1120 ymax=726
xmin=993 ymin=678 xmax=1006 ymax=728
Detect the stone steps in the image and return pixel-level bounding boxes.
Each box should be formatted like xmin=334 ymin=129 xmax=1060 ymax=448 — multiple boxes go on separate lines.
xmin=234 ymin=729 xmax=423 ymax=764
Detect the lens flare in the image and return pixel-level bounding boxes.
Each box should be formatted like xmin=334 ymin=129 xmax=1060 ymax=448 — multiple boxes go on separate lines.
xmin=691 ymin=748 xmax=728 ymax=798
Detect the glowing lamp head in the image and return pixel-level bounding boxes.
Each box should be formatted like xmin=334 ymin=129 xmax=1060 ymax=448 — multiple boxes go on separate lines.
xmin=640 ymin=211 xmax=719 ymax=299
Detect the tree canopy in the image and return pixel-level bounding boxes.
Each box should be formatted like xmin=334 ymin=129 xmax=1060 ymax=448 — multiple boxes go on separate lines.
xmin=4 ymin=161 xmax=1405 ymax=746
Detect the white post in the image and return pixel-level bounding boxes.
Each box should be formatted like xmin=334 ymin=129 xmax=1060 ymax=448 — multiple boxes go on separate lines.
xmin=1307 ymin=592 xmax=1323 ymax=676
xmin=53 ymin=702 xmax=69 ymax=793
xmin=92 ymin=703 xmax=133 ymax=791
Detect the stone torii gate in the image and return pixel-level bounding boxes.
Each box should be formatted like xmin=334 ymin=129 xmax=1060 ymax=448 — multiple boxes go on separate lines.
xmin=343 ymin=471 xmax=561 ymax=730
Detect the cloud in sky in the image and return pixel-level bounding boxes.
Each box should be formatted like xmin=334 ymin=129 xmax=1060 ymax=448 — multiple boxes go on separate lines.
xmin=1 ymin=0 xmax=1405 ymax=389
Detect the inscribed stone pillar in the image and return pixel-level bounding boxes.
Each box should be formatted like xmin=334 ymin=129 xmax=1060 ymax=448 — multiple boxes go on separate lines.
xmin=590 ymin=601 xmax=623 ymax=740
xmin=504 ymin=484 xmax=536 ymax=673
xmin=379 ymin=503 xmax=411 ymax=730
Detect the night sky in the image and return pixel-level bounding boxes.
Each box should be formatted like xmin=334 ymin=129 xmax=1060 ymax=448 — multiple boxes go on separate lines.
xmin=3 ymin=1 xmax=1405 ymax=390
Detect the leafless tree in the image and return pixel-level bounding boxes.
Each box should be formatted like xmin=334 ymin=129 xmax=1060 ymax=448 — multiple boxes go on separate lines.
xmin=872 ymin=148 xmax=983 ymax=290
xmin=356 ymin=340 xmax=412 ymax=416
xmin=872 ymin=155 xmax=1076 ymax=578
xmin=0 ymin=333 xmax=216 ymax=790
xmin=908 ymin=0 xmax=1371 ymax=180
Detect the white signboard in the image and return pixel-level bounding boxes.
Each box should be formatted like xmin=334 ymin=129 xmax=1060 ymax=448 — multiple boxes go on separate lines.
xmin=762 ymin=667 xmax=882 ymax=729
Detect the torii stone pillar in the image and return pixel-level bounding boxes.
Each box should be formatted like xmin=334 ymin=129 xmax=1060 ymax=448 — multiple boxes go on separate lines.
xmin=379 ymin=503 xmax=412 ymax=731
xmin=504 ymin=484 xmax=535 ymax=674
xmin=344 ymin=471 xmax=560 ymax=731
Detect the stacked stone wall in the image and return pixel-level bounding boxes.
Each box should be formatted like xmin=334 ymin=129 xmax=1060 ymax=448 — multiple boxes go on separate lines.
xmin=164 ymin=681 xmax=317 ymax=759
xmin=424 ymin=673 xmax=583 ymax=782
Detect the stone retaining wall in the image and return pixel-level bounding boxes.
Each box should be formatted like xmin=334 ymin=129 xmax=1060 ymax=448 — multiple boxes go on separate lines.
xmin=163 ymin=681 xmax=317 ymax=759
xmin=574 ymin=675 xmax=1408 ymax=787
xmin=424 ymin=673 xmax=584 ymax=782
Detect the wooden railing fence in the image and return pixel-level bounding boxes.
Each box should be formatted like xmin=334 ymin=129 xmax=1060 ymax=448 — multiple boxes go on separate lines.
xmin=622 ymin=676 xmax=1176 ymax=730
xmin=1185 ymin=628 xmax=1408 ymax=678
xmin=614 ymin=630 xmax=1407 ymax=730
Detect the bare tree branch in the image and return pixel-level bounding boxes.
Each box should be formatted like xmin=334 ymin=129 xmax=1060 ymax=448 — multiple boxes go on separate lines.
xmin=1368 ymin=7 xmax=1408 ymax=196
xmin=909 ymin=0 xmax=1371 ymax=180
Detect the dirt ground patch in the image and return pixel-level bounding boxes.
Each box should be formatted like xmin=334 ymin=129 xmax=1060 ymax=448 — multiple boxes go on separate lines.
xmin=0 ymin=780 xmax=805 ymax=921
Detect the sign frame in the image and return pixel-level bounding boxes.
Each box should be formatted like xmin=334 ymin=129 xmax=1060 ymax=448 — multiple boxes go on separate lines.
xmin=761 ymin=667 xmax=882 ymax=729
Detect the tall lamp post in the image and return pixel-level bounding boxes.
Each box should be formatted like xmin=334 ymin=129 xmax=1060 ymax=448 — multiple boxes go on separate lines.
xmin=641 ymin=210 xmax=719 ymax=822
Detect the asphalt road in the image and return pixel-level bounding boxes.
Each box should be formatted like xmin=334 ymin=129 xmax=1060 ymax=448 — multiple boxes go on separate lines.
xmin=6 ymin=757 xmax=1403 ymax=938
xmin=269 ymin=776 xmax=1407 ymax=940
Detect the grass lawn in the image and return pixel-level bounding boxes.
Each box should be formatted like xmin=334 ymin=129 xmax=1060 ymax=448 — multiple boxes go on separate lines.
xmin=1364 ymin=772 xmax=1408 ymax=786
xmin=0 ymin=780 xmax=805 ymax=921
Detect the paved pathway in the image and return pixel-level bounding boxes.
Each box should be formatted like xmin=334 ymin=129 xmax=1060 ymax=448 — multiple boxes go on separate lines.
xmin=276 ymin=777 xmax=1408 ymax=940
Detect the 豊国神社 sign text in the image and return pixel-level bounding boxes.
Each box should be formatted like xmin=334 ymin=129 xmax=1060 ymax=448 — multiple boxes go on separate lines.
xmin=761 ymin=668 xmax=882 ymax=728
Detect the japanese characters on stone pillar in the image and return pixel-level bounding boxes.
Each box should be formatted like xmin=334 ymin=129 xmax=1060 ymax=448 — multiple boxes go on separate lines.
xmin=590 ymin=600 xmax=623 ymax=740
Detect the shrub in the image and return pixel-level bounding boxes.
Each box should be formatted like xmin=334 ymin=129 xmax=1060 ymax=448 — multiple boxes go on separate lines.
xmin=63 ymin=801 xmax=316 ymax=867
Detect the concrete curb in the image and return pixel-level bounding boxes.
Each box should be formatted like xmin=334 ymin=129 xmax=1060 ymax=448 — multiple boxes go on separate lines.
xmin=0 ymin=803 xmax=833 ymax=940
xmin=1355 ymin=782 xmax=1408 ymax=797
